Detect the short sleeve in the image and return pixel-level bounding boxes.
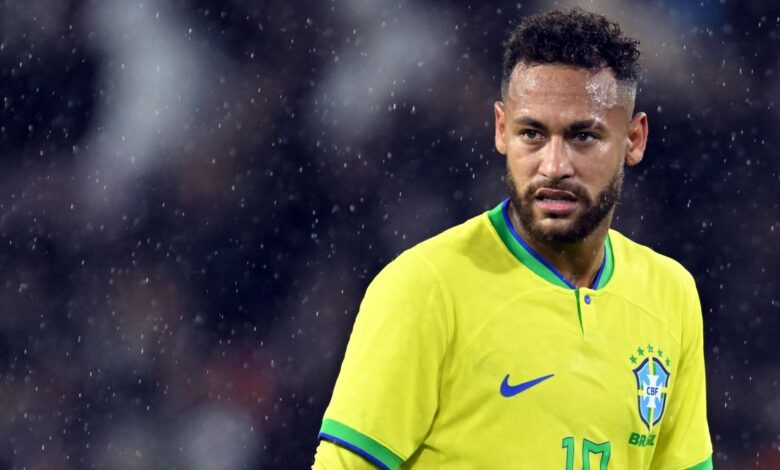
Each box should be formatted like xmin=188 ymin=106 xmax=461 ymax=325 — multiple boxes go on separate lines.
xmin=316 ymin=251 xmax=450 ymax=470
xmin=650 ymin=273 xmax=713 ymax=469
xmin=312 ymin=439 xmax=383 ymax=470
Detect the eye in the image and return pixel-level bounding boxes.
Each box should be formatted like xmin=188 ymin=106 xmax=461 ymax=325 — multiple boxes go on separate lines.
xmin=572 ymin=132 xmax=597 ymax=143
xmin=520 ymin=129 xmax=543 ymax=140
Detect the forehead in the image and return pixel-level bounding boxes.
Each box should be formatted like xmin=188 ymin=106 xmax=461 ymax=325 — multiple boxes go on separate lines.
xmin=505 ymin=63 xmax=632 ymax=114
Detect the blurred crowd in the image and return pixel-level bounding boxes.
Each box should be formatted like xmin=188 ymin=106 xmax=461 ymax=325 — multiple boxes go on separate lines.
xmin=0 ymin=0 xmax=778 ymax=468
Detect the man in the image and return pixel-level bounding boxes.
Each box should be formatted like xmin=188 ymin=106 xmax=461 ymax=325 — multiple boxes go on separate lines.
xmin=313 ymin=9 xmax=712 ymax=469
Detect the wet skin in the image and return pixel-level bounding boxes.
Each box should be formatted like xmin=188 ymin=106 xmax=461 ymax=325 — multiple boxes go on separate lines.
xmin=494 ymin=63 xmax=649 ymax=287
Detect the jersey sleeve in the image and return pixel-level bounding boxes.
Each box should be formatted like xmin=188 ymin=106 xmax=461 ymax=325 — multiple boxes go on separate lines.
xmin=312 ymin=440 xmax=383 ymax=470
xmin=315 ymin=251 xmax=450 ymax=470
xmin=650 ymin=272 xmax=713 ymax=470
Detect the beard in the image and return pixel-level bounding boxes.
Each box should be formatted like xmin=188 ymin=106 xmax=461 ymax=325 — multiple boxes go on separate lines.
xmin=507 ymin=166 xmax=623 ymax=245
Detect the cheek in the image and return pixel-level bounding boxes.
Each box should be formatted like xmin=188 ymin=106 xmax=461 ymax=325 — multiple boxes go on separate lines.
xmin=506 ymin=150 xmax=538 ymax=182
xmin=505 ymin=139 xmax=538 ymax=164
xmin=581 ymin=141 xmax=623 ymax=171
xmin=571 ymin=144 xmax=623 ymax=188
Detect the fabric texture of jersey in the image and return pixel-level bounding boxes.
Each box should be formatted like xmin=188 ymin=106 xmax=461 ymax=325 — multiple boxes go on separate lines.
xmin=316 ymin=200 xmax=713 ymax=470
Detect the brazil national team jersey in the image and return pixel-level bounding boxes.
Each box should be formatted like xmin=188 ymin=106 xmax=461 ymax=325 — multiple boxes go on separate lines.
xmin=315 ymin=200 xmax=713 ymax=469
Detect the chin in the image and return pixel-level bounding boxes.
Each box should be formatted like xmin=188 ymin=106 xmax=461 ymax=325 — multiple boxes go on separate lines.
xmin=529 ymin=220 xmax=587 ymax=244
xmin=536 ymin=216 xmax=577 ymax=231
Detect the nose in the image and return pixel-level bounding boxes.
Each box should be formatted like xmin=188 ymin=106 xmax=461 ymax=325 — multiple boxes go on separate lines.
xmin=538 ymin=136 xmax=574 ymax=180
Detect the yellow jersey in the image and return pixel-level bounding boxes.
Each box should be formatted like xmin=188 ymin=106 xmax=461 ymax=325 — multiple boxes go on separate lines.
xmin=314 ymin=200 xmax=713 ymax=469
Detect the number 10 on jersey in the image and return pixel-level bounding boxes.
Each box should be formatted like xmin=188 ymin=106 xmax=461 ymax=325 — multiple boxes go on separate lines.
xmin=562 ymin=437 xmax=611 ymax=469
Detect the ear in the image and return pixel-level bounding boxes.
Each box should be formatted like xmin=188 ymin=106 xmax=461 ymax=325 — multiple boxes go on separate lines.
xmin=625 ymin=112 xmax=648 ymax=166
xmin=494 ymin=101 xmax=507 ymax=155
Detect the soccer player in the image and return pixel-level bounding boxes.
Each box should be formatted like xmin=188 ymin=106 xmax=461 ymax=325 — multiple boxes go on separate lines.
xmin=312 ymin=9 xmax=713 ymax=470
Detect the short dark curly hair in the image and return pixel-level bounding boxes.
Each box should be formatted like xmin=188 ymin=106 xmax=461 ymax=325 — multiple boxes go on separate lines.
xmin=501 ymin=9 xmax=641 ymax=96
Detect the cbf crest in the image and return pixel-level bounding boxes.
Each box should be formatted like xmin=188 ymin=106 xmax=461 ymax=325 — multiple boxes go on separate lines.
xmin=629 ymin=344 xmax=672 ymax=430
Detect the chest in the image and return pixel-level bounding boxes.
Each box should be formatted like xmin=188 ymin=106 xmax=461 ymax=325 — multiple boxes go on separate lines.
xmin=429 ymin=292 xmax=681 ymax=465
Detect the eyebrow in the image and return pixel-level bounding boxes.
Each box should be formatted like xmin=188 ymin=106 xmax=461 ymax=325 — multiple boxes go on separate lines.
xmin=567 ymin=120 xmax=608 ymax=133
xmin=512 ymin=117 xmax=608 ymax=133
xmin=513 ymin=117 xmax=547 ymax=131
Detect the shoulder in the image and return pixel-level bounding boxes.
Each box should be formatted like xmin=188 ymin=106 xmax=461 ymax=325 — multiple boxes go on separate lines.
xmin=608 ymin=230 xmax=701 ymax=327
xmin=364 ymin=210 xmax=497 ymax=314
xmin=360 ymin=215 xmax=494 ymax=313
xmin=372 ymin=210 xmax=491 ymax=284
xmin=609 ymin=229 xmax=697 ymax=293
xmin=401 ymin=211 xmax=507 ymax=276
xmin=608 ymin=230 xmax=703 ymax=345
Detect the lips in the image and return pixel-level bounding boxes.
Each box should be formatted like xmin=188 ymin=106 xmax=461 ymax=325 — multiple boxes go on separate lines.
xmin=533 ymin=188 xmax=579 ymax=215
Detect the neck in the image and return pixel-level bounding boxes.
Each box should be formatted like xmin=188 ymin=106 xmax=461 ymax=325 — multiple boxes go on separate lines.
xmin=509 ymin=208 xmax=612 ymax=289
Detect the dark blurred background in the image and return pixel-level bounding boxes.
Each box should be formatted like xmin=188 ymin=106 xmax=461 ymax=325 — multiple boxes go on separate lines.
xmin=0 ymin=0 xmax=778 ymax=468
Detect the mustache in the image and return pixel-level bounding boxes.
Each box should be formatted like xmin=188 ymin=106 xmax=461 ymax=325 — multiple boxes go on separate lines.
xmin=522 ymin=180 xmax=591 ymax=203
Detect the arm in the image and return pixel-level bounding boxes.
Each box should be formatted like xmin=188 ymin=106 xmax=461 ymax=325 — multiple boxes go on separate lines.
xmin=650 ymin=273 xmax=713 ymax=469
xmin=312 ymin=440 xmax=381 ymax=470
xmin=313 ymin=251 xmax=450 ymax=469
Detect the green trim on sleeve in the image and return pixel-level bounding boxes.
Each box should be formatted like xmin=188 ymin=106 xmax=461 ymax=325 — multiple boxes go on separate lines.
xmin=319 ymin=418 xmax=404 ymax=470
xmin=686 ymin=455 xmax=713 ymax=470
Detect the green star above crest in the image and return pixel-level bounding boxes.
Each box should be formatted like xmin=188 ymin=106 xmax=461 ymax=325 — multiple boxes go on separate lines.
xmin=629 ymin=355 xmax=637 ymax=364
xmin=647 ymin=344 xmax=654 ymax=353
xmin=665 ymin=358 xmax=671 ymax=367
xmin=637 ymin=347 xmax=645 ymax=356
xmin=658 ymin=349 xmax=664 ymax=358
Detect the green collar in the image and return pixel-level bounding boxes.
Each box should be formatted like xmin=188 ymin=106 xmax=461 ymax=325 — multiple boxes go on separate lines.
xmin=488 ymin=200 xmax=613 ymax=290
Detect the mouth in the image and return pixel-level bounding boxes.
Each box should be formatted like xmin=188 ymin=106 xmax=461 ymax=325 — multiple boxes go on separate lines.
xmin=533 ymin=188 xmax=579 ymax=215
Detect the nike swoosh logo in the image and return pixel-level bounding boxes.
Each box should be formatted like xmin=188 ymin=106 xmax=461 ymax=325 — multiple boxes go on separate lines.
xmin=500 ymin=373 xmax=555 ymax=397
